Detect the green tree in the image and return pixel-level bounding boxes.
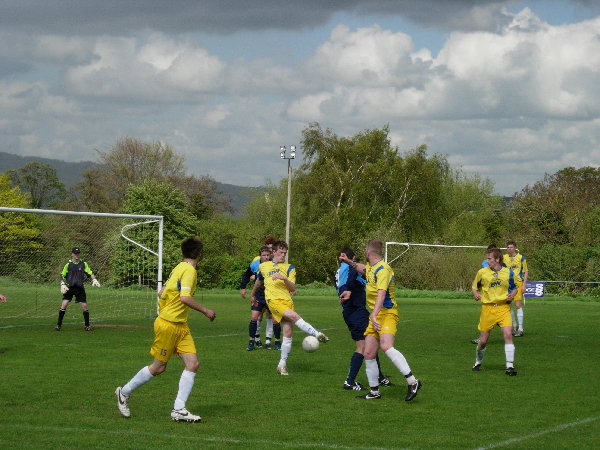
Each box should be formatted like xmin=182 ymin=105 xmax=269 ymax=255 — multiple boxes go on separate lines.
xmin=7 ymin=162 xmax=66 ymax=208
xmin=111 ymin=180 xmax=199 ymax=286
xmin=0 ymin=173 xmax=42 ymax=276
xmin=74 ymin=137 xmax=231 ymax=215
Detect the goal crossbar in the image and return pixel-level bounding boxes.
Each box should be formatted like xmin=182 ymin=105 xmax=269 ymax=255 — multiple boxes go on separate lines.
xmin=385 ymin=242 xmax=505 ymax=265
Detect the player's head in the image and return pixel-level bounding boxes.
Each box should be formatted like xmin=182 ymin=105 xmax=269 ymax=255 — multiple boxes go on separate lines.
xmin=486 ymin=248 xmax=503 ymax=266
xmin=487 ymin=244 xmax=497 ymax=250
xmin=366 ymin=239 xmax=384 ymax=259
xmin=506 ymin=240 xmax=517 ymax=255
xmin=259 ymin=245 xmax=271 ymax=262
xmin=181 ymin=237 xmax=203 ymax=260
xmin=71 ymin=247 xmax=81 ymax=259
xmin=272 ymin=240 xmax=288 ymax=263
xmin=339 ymin=247 xmax=355 ymax=261
xmin=263 ymin=235 xmax=277 ymax=253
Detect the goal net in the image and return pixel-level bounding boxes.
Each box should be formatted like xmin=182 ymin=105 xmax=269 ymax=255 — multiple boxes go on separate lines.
xmin=0 ymin=207 xmax=163 ymax=325
xmin=385 ymin=242 xmax=499 ymax=291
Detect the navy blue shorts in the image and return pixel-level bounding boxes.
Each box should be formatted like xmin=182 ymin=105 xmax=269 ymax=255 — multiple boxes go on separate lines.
xmin=342 ymin=306 xmax=369 ymax=341
xmin=251 ymin=296 xmax=270 ymax=313
xmin=63 ymin=286 xmax=87 ymax=303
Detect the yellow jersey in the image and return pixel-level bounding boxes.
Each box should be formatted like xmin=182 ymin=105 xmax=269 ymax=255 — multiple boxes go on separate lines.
xmin=503 ymin=253 xmax=528 ymax=282
xmin=158 ymin=261 xmax=197 ymax=323
xmin=472 ymin=266 xmax=516 ymax=304
xmin=365 ymin=260 xmax=397 ymax=313
xmin=258 ymin=261 xmax=296 ymax=302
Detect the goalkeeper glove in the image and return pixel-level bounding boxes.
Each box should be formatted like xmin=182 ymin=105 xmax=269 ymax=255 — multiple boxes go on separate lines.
xmin=60 ymin=281 xmax=69 ymax=294
xmin=92 ymin=278 xmax=101 ymax=287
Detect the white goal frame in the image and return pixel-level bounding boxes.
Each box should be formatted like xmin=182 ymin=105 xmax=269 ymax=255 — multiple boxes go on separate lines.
xmin=385 ymin=242 xmax=506 ymax=265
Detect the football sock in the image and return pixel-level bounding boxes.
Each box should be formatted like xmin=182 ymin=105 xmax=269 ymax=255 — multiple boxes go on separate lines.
xmin=347 ymin=352 xmax=364 ymax=383
xmin=364 ymin=359 xmax=379 ymax=391
xmin=505 ymin=344 xmax=515 ymax=368
xmin=255 ymin=319 xmax=261 ymax=339
xmin=83 ymin=310 xmax=90 ymax=327
xmin=122 ymin=366 xmax=154 ymax=396
xmin=476 ymin=346 xmax=487 ymax=365
xmin=266 ymin=318 xmax=273 ymax=339
xmin=384 ymin=347 xmax=416 ymax=383
xmin=517 ymin=309 xmax=524 ymax=331
xmin=279 ymin=337 xmax=292 ymax=366
xmin=273 ymin=322 xmax=281 ymax=340
xmin=294 ymin=318 xmax=317 ymax=336
xmin=174 ymin=370 xmax=196 ymax=410
xmin=249 ymin=320 xmax=257 ymax=339
xmin=57 ymin=308 xmax=66 ymax=326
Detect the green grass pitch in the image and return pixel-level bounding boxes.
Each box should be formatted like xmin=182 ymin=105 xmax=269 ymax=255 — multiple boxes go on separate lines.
xmin=1 ymin=288 xmax=599 ymax=449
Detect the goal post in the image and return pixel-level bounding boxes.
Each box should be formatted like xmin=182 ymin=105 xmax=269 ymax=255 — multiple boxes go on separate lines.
xmin=0 ymin=206 xmax=163 ymax=323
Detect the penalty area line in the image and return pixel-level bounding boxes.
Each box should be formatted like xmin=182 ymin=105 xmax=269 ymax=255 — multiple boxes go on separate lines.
xmin=473 ymin=416 xmax=600 ymax=449
xmin=4 ymin=423 xmax=398 ymax=450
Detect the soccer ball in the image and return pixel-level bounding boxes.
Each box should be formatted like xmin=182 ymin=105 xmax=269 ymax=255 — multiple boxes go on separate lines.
xmin=302 ymin=335 xmax=319 ymax=353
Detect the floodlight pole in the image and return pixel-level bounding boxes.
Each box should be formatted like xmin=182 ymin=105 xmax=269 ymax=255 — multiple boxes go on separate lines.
xmin=280 ymin=145 xmax=297 ymax=263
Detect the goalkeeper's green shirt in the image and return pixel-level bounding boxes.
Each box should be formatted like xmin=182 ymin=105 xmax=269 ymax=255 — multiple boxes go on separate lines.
xmin=158 ymin=261 xmax=197 ymax=323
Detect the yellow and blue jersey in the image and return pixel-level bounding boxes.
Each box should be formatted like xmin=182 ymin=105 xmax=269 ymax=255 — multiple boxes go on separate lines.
xmin=365 ymin=260 xmax=397 ymax=313
xmin=258 ymin=261 xmax=295 ymax=302
xmin=158 ymin=261 xmax=197 ymax=323
xmin=503 ymin=253 xmax=528 ymax=282
xmin=472 ymin=266 xmax=516 ymax=304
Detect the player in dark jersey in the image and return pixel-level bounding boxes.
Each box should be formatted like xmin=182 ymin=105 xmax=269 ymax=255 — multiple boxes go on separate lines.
xmin=54 ymin=247 xmax=100 ymax=331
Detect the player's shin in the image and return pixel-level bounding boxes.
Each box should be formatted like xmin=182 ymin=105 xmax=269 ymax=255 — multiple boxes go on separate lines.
xmin=174 ymin=370 xmax=196 ymax=410
xmin=504 ymin=344 xmax=515 ymax=368
xmin=364 ymin=359 xmax=380 ymax=392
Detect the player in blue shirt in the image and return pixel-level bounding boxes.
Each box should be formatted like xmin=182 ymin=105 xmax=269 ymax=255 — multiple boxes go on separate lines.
xmin=336 ymin=248 xmax=392 ymax=391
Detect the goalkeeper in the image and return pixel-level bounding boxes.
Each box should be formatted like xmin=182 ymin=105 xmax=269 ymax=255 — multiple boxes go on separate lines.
xmin=54 ymin=247 xmax=100 ymax=331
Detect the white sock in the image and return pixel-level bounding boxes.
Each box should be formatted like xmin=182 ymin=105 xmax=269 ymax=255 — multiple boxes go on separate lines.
xmin=294 ymin=318 xmax=317 ymax=336
xmin=517 ymin=309 xmax=524 ymax=331
xmin=255 ymin=319 xmax=261 ymax=339
xmin=122 ymin=366 xmax=153 ymax=396
xmin=384 ymin=347 xmax=416 ymax=384
xmin=476 ymin=346 xmax=487 ymax=365
xmin=279 ymin=337 xmax=292 ymax=366
xmin=365 ymin=359 xmax=380 ymax=391
xmin=173 ymin=370 xmax=196 ymax=411
xmin=266 ymin=318 xmax=273 ymax=339
xmin=505 ymin=344 xmax=515 ymax=368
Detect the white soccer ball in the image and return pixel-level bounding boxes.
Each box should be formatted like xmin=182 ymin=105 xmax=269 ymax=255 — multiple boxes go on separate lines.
xmin=302 ymin=335 xmax=320 ymax=353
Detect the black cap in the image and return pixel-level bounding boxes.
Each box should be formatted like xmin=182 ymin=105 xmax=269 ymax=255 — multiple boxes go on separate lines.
xmin=72 ymin=247 xmax=81 ymax=254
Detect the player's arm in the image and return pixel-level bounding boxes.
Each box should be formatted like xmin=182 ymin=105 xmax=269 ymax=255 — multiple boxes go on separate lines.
xmin=180 ymin=296 xmax=216 ymax=321
xmin=272 ymin=268 xmax=295 ymax=293
xmin=250 ymin=276 xmax=263 ymax=302
xmin=471 ymin=271 xmax=482 ymax=301
xmin=84 ymin=262 xmax=101 ymax=286
xmin=339 ymin=255 xmax=366 ymax=276
xmin=239 ymin=265 xmax=253 ymax=298
xmin=370 ymin=289 xmax=386 ymax=331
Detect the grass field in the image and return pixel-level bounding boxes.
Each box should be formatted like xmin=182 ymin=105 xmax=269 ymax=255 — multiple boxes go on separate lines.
xmin=1 ymin=287 xmax=599 ymax=449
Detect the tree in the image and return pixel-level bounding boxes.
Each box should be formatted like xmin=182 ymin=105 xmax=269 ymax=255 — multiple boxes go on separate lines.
xmin=7 ymin=162 xmax=66 ymax=208
xmin=0 ymin=173 xmax=42 ymax=276
xmin=74 ymin=137 xmax=231 ymax=215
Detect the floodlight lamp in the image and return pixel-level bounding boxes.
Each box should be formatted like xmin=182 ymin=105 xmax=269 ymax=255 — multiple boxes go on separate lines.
xmin=280 ymin=151 xmax=285 ymax=159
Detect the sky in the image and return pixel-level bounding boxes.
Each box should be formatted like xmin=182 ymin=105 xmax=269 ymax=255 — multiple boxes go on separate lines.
xmin=1 ymin=0 xmax=599 ymax=196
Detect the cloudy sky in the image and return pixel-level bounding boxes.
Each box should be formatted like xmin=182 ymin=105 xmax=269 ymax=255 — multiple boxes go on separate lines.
xmin=1 ymin=0 xmax=599 ymax=195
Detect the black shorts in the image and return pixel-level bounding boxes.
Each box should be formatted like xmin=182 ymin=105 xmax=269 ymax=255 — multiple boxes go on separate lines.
xmin=63 ymin=286 xmax=87 ymax=303
xmin=251 ymin=296 xmax=271 ymax=313
xmin=342 ymin=306 xmax=369 ymax=341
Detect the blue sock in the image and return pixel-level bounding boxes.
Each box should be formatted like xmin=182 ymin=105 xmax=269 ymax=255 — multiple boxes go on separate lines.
xmin=249 ymin=320 xmax=257 ymax=339
xmin=346 ymin=352 xmax=364 ymax=384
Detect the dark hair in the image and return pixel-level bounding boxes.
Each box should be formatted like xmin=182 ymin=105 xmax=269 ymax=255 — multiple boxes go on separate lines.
xmin=273 ymin=240 xmax=288 ymax=251
xmin=259 ymin=245 xmax=271 ymax=254
xmin=506 ymin=240 xmax=516 ymax=247
xmin=181 ymin=237 xmax=203 ymax=260
xmin=487 ymin=244 xmax=497 ymax=250
xmin=264 ymin=235 xmax=277 ymax=246
xmin=340 ymin=247 xmax=355 ymax=260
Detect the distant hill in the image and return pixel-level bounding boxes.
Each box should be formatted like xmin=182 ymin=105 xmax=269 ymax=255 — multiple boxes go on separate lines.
xmin=0 ymin=151 xmax=263 ymax=216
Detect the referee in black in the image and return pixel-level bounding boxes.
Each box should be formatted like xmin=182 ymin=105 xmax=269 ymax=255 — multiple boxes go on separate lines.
xmin=55 ymin=247 xmax=100 ymax=331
